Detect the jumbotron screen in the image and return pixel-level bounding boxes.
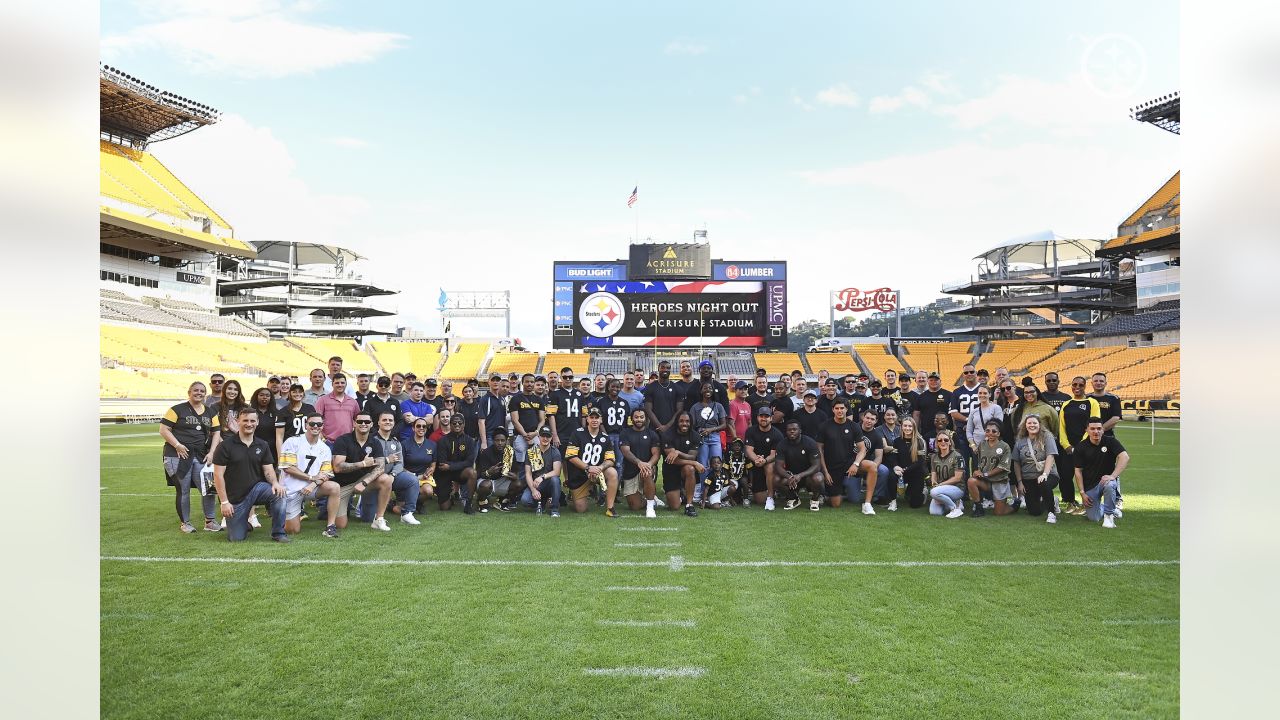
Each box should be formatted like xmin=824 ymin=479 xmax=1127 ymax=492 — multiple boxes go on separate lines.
xmin=552 ymin=259 xmax=787 ymax=349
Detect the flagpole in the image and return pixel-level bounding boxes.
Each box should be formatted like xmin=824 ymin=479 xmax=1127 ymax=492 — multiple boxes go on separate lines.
xmin=634 ymin=182 xmax=639 ymax=242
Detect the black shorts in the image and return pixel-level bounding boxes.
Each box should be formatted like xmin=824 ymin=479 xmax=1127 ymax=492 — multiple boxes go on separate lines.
xmin=661 ymin=462 xmax=688 ymax=494
xmin=825 ymin=460 xmax=854 ymax=496
xmin=435 ymin=470 xmax=466 ymax=499
xmin=749 ymin=466 xmax=769 ymax=494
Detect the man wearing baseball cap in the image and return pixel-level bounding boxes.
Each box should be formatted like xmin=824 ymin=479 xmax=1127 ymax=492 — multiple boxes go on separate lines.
xmin=684 ymin=359 xmax=729 ymax=408
xmin=744 ymin=405 xmax=783 ymax=510
xmin=793 ymin=388 xmax=828 ymax=441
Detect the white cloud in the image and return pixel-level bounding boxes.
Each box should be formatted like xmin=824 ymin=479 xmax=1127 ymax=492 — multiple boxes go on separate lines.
xmin=936 ymin=74 xmax=1126 ymax=134
xmin=869 ymin=85 xmax=930 ymax=114
xmin=327 ymin=136 xmax=370 ymax=149
xmin=815 ymin=83 xmax=860 ymax=108
xmin=791 ymin=93 xmax=815 ymax=112
xmin=150 ymin=113 xmax=369 ymax=245
xmin=663 ymin=40 xmax=708 ymax=56
xmin=102 ymin=1 xmax=406 ymax=79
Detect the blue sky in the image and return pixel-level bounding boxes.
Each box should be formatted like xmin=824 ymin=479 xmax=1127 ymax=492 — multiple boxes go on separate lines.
xmin=102 ymin=1 xmax=1179 ymax=347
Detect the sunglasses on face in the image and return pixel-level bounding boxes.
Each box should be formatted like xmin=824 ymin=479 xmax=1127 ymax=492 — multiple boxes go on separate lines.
xmin=963 ymin=371 xmax=975 ymax=375
xmin=307 ymin=421 xmax=324 ymax=427
xmin=355 ymin=419 xmax=373 ymax=425
xmin=414 ymin=424 xmax=428 ymax=430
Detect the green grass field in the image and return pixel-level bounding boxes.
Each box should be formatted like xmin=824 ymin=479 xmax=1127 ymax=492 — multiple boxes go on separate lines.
xmin=101 ymin=422 xmax=1179 ymax=719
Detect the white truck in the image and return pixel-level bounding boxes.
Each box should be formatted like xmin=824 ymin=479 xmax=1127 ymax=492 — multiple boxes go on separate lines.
xmin=806 ymin=337 xmax=856 ymax=353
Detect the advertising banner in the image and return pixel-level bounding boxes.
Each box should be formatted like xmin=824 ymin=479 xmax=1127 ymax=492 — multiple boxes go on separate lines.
xmin=833 ymin=287 xmax=897 ymax=312
xmin=627 ymin=243 xmax=712 ymax=279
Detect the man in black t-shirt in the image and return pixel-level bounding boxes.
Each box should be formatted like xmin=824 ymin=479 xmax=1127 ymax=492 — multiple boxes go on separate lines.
xmin=660 ymin=411 xmax=702 ymax=516
xmin=1041 ymin=372 xmax=1070 ymax=412
xmin=363 ymin=376 xmax=402 ymax=440
xmin=600 ymin=378 xmax=632 ymax=464
xmin=354 ymin=373 xmax=376 ymax=412
xmin=1089 ymin=371 xmax=1125 ymax=508
xmin=865 ymin=381 xmax=892 ymax=425
xmin=619 ymin=407 xmax=661 ymax=516
xmin=817 ymin=398 xmax=862 ymax=508
xmin=684 ymin=360 xmax=729 ymax=408
xmin=775 ymin=420 xmax=824 ymax=511
xmin=744 ymin=406 xmax=783 ymax=509
xmin=211 ymin=407 xmax=287 ymax=542
xmin=331 ymin=411 xmax=393 ymax=530
xmin=435 ymin=414 xmax=479 ymax=513
xmin=792 ymin=389 xmax=828 ymax=440
xmin=508 ymin=373 xmax=545 ymax=471
xmin=642 ymin=360 xmax=683 ymax=436
xmin=816 ymin=378 xmax=839 ymax=417
xmin=913 ymin=372 xmax=953 ymax=440
xmin=1073 ymin=419 xmax=1129 ymax=527
xmin=769 ymin=379 xmax=795 ymax=426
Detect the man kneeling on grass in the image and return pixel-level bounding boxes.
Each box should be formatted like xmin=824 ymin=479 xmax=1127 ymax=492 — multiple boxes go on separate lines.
xmin=967 ymin=420 xmax=1015 ymax=518
xmin=331 ymin=411 xmax=394 ymax=533
xmin=775 ymin=420 xmax=824 ymax=511
xmin=212 ymin=407 xmax=288 ymax=543
xmin=564 ymin=408 xmax=619 ymax=515
xmin=619 ymin=407 xmax=661 ymax=518
xmin=476 ymin=426 xmax=526 ymax=512
xmin=1073 ymin=418 xmax=1130 ymax=529
xmin=278 ymin=413 xmax=340 ymax=536
xmin=522 ymin=427 xmax=563 ymax=516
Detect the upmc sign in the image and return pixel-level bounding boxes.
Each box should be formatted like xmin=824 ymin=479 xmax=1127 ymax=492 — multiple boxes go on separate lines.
xmin=833 ymin=287 xmax=897 ymax=313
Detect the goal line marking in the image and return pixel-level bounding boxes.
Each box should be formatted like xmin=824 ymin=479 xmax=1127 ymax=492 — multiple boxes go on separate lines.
xmin=583 ymin=667 xmax=706 ymax=678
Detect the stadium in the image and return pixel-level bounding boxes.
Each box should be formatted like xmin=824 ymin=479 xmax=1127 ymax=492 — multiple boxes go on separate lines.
xmin=100 ymin=56 xmax=1179 ymax=720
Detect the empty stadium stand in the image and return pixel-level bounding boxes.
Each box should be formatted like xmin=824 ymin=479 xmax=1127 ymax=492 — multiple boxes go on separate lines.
xmin=754 ymin=352 xmax=805 ymax=380
xmin=587 ymin=354 xmax=632 ymax=377
xmin=290 ymin=337 xmax=378 ymax=375
xmin=899 ymin=342 xmax=975 ymax=385
xmin=486 ymin=351 xmax=541 ymax=377
xmin=543 ymin=352 xmax=590 ymax=376
xmin=852 ymin=344 xmax=911 ymax=380
xmin=805 ymin=351 xmax=860 ymax=378
xmin=437 ymin=342 xmax=489 ymax=381
xmin=366 ymin=341 xmax=443 ymax=377
xmin=714 ymin=353 xmax=757 ymax=379
xmin=973 ymin=337 xmax=1070 ymax=375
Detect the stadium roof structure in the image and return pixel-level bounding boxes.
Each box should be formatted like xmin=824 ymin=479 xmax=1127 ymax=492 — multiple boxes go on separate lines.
xmin=1130 ymin=91 xmax=1180 ymax=135
xmin=100 ymin=65 xmax=220 ymax=148
xmin=1098 ymin=172 xmax=1180 ymax=259
xmin=972 ymin=231 xmax=1101 ymax=266
xmin=251 ymin=241 xmax=367 ymax=266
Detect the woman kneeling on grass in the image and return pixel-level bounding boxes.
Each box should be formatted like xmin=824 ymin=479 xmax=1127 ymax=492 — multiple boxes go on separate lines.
xmin=891 ymin=417 xmax=929 ymax=509
xmin=1013 ymin=415 xmax=1060 ymax=524
xmin=927 ymin=433 xmax=967 ymax=518
xmin=967 ymin=420 xmax=1015 ymax=518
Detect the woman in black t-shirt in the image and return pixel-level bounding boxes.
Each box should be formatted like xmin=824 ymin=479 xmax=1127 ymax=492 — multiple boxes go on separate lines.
xmin=249 ymin=387 xmax=281 ymax=463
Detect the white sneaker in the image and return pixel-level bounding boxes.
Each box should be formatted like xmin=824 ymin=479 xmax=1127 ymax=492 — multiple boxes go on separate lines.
xmin=371 ymin=517 xmax=391 ymax=532
xmin=783 ymin=498 xmax=800 ymax=511
xmin=1102 ymin=514 xmax=1116 ymax=529
xmin=887 ymin=499 xmax=898 ymax=512
xmin=1115 ymin=497 xmax=1124 ymax=511
xmin=1046 ymin=512 xmax=1057 ymax=525
xmin=1112 ymin=508 xmax=1124 ymax=519
xmin=809 ymin=499 xmax=820 ymax=512
xmin=945 ymin=506 xmax=965 ymax=519
xmin=981 ymin=499 xmax=995 ymax=509
xmin=248 ymin=513 xmax=262 ymax=529
xmin=862 ymin=502 xmax=875 ymax=515
xmin=645 ymin=506 xmax=657 ymax=519
xmin=400 ymin=512 xmax=420 ymax=525
xmin=764 ymin=497 xmax=775 ymax=511
xmin=654 ymin=498 xmax=667 ymax=507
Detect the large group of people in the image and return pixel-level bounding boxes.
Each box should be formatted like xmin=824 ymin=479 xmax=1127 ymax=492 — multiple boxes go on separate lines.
xmin=158 ymin=355 xmax=1132 ymax=541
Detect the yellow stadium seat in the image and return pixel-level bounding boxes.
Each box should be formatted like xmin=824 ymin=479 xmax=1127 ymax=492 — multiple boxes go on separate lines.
xmin=438 ymin=343 xmax=490 ymax=381
xmin=754 ymin=353 xmax=804 ymax=380
xmin=543 ymin=353 xmax=590 ymax=376
xmin=486 ymin=351 xmax=541 ymax=376
xmin=853 ymin=344 xmax=911 ymax=380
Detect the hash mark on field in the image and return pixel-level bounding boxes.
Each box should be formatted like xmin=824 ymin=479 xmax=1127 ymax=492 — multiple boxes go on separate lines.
xmin=1102 ymin=618 xmax=1179 ymax=625
xmin=604 ymin=586 xmax=688 ymax=592
xmin=617 ymin=527 xmax=680 ymax=532
xmin=584 ymin=667 xmax=706 ymax=678
xmin=597 ymin=619 xmax=696 ymax=628
xmin=614 ymin=542 xmax=681 ymax=548
xmin=670 ymin=555 xmax=685 ymax=572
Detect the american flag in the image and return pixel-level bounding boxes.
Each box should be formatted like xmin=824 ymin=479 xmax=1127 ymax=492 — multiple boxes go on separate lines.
xmin=627 ymin=186 xmax=638 ymax=208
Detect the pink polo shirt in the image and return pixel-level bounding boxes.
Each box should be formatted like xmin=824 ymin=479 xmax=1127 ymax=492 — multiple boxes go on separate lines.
xmin=315 ymin=392 xmax=359 ymax=442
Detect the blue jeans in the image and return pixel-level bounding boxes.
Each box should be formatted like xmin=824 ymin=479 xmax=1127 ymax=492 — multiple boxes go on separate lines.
xmin=1083 ymin=480 xmax=1118 ymax=521
xmin=227 ymin=482 xmax=286 ymax=541
xmin=361 ymin=470 xmax=420 ymax=517
xmin=521 ymin=475 xmax=562 ymax=510
xmin=693 ymin=432 xmax=723 ymax=502
xmin=513 ymin=433 xmax=530 ymax=463
xmin=843 ymin=463 xmax=893 ymax=503
xmin=929 ymin=485 xmax=966 ymax=514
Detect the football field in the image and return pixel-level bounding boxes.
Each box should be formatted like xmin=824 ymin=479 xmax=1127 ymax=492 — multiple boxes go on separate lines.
xmin=100 ymin=422 xmax=1179 ymax=719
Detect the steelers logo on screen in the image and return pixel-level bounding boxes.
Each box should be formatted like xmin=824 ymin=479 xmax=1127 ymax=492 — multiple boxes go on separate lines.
xmin=579 ymin=292 xmax=626 ymax=338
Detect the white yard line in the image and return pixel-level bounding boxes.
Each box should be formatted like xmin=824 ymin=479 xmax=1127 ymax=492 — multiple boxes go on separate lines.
xmin=614 ymin=542 xmax=681 ymax=548
xmin=583 ymin=667 xmax=706 ymax=678
xmin=597 ymin=619 xmax=696 ymax=628
xmin=102 ymin=493 xmax=171 ymax=497
xmin=603 ymin=586 xmax=688 ymax=592
xmin=99 ymin=555 xmax=1179 ymax=570
xmin=100 ymin=433 xmax=158 ymax=440
xmin=616 ymin=527 xmax=681 ymax=532
xmin=1102 ymin=618 xmax=1179 ymax=625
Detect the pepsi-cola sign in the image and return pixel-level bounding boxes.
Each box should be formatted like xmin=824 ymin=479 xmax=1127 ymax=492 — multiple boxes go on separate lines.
xmin=833 ymin=287 xmax=897 ymax=313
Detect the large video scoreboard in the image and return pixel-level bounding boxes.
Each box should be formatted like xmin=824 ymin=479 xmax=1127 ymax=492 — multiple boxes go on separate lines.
xmin=552 ymin=244 xmax=787 ymax=349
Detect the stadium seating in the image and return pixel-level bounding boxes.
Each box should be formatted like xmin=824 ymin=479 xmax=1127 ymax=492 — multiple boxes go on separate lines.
xmin=754 ymin=352 xmax=804 ymax=380
xmin=974 ymin=337 xmax=1070 ymax=375
xmin=367 ymin=341 xmax=443 ymax=377
xmin=486 ymin=351 xmax=541 ymax=376
xmin=290 ymin=337 xmax=378 ymax=375
xmin=805 ymin=352 xmax=859 ymax=377
xmin=1090 ymin=310 xmax=1180 ymax=338
xmin=101 ymin=324 xmax=320 ymax=377
xmin=587 ymin=354 xmax=632 ymax=377
xmin=100 ymin=141 xmax=231 ymax=230
xmin=543 ymin=352 xmax=590 ymax=376
xmin=438 ymin=342 xmax=490 ymax=381
xmin=714 ymin=353 xmax=757 ymax=379
xmin=852 ymin=344 xmax=911 ymax=380
xmin=899 ymin=342 xmax=975 ymax=385
xmin=134 ymin=151 xmax=232 ymax=230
